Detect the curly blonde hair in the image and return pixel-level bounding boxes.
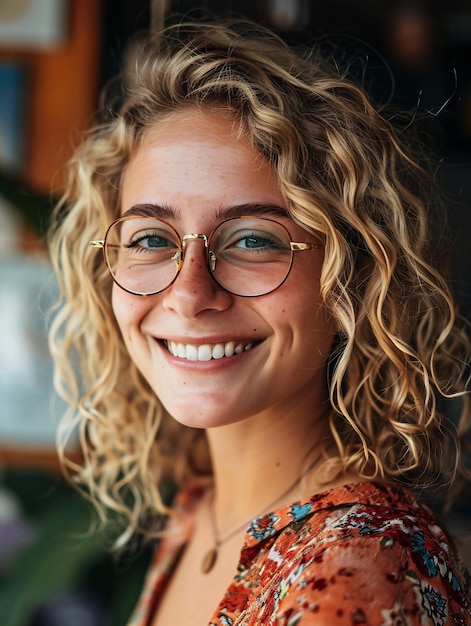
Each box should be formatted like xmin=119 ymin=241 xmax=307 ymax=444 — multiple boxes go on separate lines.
xmin=49 ymin=18 xmax=470 ymax=545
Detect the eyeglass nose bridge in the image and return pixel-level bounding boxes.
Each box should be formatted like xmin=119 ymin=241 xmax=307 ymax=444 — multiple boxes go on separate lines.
xmin=171 ymin=233 xmax=217 ymax=274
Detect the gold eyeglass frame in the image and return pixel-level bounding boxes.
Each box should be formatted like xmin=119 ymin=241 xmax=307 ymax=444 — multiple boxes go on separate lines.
xmin=89 ymin=214 xmax=323 ymax=297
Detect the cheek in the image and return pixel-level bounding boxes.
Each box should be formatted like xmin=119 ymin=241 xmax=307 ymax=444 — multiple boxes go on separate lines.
xmin=111 ymin=285 xmax=146 ymax=341
xmin=270 ymin=282 xmax=335 ymax=354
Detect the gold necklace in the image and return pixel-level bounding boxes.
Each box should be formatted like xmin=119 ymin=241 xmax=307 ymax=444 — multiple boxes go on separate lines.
xmin=201 ymin=453 xmax=322 ymax=574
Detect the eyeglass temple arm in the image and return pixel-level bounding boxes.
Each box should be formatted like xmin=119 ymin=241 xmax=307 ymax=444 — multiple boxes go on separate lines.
xmin=89 ymin=241 xmax=124 ymax=250
xmin=290 ymin=242 xmax=323 ymax=250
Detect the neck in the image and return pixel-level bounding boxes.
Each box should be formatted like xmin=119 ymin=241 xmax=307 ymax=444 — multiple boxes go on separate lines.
xmin=205 ymin=403 xmax=332 ymax=533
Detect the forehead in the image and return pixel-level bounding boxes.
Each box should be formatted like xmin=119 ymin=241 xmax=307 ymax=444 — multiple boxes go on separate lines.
xmin=120 ymin=108 xmax=284 ymax=220
xmin=128 ymin=107 xmax=264 ymax=171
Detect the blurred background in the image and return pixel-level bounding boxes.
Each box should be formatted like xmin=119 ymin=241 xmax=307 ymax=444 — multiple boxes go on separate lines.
xmin=0 ymin=1 xmax=470 ymax=625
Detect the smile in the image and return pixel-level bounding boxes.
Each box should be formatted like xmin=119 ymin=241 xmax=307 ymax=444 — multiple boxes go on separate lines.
xmin=163 ymin=340 xmax=256 ymax=361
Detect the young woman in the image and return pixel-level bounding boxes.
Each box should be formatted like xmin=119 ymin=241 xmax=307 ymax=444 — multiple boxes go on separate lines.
xmin=49 ymin=18 xmax=471 ymax=625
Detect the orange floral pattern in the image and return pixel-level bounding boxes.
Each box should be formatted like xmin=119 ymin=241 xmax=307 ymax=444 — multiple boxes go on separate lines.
xmin=128 ymin=482 xmax=471 ymax=625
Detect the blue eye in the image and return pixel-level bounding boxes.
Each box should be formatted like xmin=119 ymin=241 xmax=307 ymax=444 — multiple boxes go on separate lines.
xmin=126 ymin=230 xmax=177 ymax=251
xmin=232 ymin=231 xmax=284 ymax=251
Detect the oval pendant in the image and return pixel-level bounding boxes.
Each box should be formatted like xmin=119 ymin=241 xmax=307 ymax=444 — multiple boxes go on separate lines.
xmin=202 ymin=546 xmax=218 ymax=574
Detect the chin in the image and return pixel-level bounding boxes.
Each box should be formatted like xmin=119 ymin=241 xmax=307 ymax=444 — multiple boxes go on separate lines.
xmin=161 ymin=401 xmax=247 ymax=430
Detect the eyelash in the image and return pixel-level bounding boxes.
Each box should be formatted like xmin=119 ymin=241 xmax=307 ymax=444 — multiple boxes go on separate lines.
xmin=232 ymin=232 xmax=284 ymax=249
xmin=126 ymin=231 xmax=173 ymax=249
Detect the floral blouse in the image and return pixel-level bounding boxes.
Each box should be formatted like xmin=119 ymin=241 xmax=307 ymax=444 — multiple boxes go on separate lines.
xmin=127 ymin=481 xmax=471 ymax=625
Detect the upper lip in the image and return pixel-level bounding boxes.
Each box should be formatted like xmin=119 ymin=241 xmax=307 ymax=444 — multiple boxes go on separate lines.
xmin=155 ymin=335 xmax=264 ymax=345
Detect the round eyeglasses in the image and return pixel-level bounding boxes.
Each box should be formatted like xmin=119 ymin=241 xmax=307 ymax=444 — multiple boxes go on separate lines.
xmin=89 ymin=215 xmax=323 ymax=297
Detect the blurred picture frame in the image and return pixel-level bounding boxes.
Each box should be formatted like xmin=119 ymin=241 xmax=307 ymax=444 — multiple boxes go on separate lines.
xmin=0 ymin=0 xmax=69 ymax=49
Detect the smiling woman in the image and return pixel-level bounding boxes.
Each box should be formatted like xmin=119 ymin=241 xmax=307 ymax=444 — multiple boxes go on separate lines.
xmin=48 ymin=17 xmax=471 ymax=626
xmin=107 ymin=109 xmax=333 ymax=434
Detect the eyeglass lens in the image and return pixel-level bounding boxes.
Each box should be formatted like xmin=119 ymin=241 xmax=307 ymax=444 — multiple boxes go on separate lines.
xmin=104 ymin=215 xmax=295 ymax=297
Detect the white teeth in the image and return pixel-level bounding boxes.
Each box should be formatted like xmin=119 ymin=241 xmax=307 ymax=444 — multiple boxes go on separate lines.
xmin=212 ymin=344 xmax=225 ymax=359
xmin=198 ymin=345 xmax=212 ymax=361
xmin=186 ymin=345 xmax=198 ymax=361
xmin=165 ymin=340 xmax=255 ymax=361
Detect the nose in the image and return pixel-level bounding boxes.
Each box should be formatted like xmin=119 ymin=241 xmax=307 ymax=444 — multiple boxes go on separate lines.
xmin=162 ymin=235 xmax=232 ymax=318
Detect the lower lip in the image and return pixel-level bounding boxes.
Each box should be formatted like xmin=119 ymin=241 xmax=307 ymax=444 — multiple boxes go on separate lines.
xmin=157 ymin=340 xmax=259 ymax=370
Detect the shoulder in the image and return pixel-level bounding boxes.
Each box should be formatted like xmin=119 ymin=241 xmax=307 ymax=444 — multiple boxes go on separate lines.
xmin=241 ymin=482 xmax=471 ymax=625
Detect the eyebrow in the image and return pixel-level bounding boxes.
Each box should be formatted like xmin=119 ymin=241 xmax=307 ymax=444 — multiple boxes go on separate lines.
xmin=123 ymin=202 xmax=288 ymax=221
xmin=122 ymin=204 xmax=179 ymax=220
xmin=215 ymin=203 xmax=288 ymax=220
